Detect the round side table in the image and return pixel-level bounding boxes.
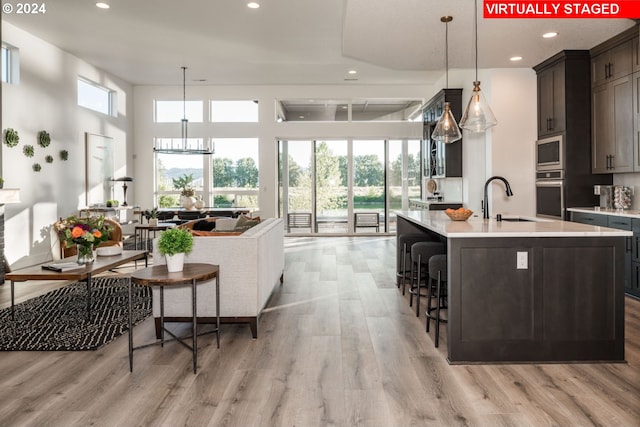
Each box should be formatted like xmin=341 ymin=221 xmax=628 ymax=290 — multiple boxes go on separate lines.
xmin=128 ymin=263 xmax=220 ymax=374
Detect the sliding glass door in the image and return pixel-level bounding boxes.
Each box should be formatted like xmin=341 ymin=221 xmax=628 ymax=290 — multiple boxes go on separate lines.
xmin=279 ymin=139 xmax=420 ymax=235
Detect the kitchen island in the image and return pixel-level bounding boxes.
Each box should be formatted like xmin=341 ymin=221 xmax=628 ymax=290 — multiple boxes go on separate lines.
xmin=396 ymin=210 xmax=630 ymax=364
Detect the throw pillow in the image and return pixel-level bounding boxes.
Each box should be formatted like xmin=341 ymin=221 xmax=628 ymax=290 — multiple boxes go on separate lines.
xmin=193 ymin=220 xmax=215 ymax=231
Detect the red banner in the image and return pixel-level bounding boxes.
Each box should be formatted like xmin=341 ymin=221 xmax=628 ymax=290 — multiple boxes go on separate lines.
xmin=484 ymin=1 xmax=640 ymax=18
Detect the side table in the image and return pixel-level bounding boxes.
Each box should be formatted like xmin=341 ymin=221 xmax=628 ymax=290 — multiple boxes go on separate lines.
xmin=128 ymin=263 xmax=220 ymax=373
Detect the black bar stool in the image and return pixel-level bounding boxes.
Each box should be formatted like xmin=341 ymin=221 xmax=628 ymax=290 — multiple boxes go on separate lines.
xmin=410 ymin=241 xmax=445 ymax=317
xmin=397 ymin=233 xmax=425 ymax=293
xmin=426 ymin=254 xmax=447 ymax=347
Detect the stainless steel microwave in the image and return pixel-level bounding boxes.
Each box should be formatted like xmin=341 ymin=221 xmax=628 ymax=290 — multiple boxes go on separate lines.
xmin=536 ymin=135 xmax=563 ymax=171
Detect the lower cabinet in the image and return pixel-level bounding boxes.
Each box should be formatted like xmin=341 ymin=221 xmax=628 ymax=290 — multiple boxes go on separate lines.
xmin=571 ymin=211 xmax=640 ymax=298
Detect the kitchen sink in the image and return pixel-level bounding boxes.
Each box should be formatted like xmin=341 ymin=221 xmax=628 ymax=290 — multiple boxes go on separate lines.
xmin=500 ymin=217 xmax=533 ymax=222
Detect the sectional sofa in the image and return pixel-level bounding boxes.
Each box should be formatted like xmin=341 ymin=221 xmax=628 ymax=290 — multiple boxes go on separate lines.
xmin=151 ymin=217 xmax=285 ymax=338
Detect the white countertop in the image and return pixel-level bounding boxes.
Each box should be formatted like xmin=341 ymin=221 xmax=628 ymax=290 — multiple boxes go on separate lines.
xmin=568 ymin=207 xmax=640 ymax=219
xmin=396 ymin=210 xmax=632 ymax=238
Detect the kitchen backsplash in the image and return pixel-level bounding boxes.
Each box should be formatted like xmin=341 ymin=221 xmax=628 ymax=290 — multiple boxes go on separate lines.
xmin=423 ymin=177 xmax=463 ymax=202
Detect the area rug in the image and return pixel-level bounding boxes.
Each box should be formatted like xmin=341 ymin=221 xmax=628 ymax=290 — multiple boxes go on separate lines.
xmin=0 ymin=277 xmax=151 ymax=351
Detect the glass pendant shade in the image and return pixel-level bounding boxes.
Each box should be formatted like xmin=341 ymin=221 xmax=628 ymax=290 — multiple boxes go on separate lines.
xmin=460 ymin=81 xmax=497 ymax=132
xmin=431 ymin=102 xmax=462 ymax=143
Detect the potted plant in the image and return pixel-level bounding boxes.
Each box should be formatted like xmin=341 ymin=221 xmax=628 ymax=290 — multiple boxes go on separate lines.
xmin=158 ymin=227 xmax=193 ymax=272
xmin=144 ymin=207 xmax=160 ymax=226
xmin=173 ymin=173 xmax=197 ymax=209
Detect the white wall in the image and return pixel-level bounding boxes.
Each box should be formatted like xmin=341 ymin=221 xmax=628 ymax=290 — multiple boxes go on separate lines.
xmin=2 ymin=23 xmax=134 ymax=269
xmin=133 ymin=84 xmax=431 ymax=217
xmin=486 ymin=68 xmax=537 ymax=217
xmin=427 ymin=67 xmax=537 ymax=216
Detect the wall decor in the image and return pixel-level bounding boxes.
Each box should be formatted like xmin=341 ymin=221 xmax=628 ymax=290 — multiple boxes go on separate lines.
xmin=4 ymin=128 xmax=19 ymax=147
xmin=23 ymin=145 xmax=35 ymax=157
xmin=32 ymin=163 xmax=42 ymax=172
xmin=45 ymin=155 xmax=54 ymax=163
xmin=60 ymin=150 xmax=69 ymax=161
xmin=38 ymin=130 xmax=51 ymax=148
xmin=85 ymin=132 xmax=114 ymax=206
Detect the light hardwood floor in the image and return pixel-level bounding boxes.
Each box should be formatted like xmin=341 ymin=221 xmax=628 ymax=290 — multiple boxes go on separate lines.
xmin=0 ymin=236 xmax=638 ymax=427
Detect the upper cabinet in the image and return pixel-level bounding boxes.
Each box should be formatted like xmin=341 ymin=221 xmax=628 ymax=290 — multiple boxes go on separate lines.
xmin=591 ymin=38 xmax=634 ymax=86
xmin=422 ymin=89 xmax=463 ymax=178
xmin=590 ymin=25 xmax=639 ymax=174
xmin=536 ymin=60 xmax=566 ymax=137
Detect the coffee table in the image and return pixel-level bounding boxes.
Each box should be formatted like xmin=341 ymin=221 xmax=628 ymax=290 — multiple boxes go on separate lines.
xmin=128 ymin=263 xmax=220 ymax=374
xmin=5 ymin=250 xmax=148 ymax=320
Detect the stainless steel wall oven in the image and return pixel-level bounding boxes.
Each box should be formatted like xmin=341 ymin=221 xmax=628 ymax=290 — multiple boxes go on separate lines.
xmin=535 ymin=170 xmax=564 ymax=220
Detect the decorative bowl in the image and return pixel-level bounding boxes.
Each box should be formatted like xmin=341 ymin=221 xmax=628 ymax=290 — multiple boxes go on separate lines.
xmin=96 ymin=245 xmax=123 ymax=256
xmin=445 ymin=209 xmax=473 ymax=221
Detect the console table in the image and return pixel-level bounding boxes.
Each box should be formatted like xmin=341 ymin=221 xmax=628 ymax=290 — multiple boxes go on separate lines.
xmin=128 ymin=263 xmax=220 ymax=373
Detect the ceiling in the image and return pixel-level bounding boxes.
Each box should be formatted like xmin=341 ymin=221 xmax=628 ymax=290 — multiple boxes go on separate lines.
xmin=2 ymin=0 xmax=636 ymax=86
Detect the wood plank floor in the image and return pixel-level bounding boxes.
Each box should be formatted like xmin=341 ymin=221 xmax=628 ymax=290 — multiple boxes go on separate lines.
xmin=0 ymin=236 xmax=638 ymax=427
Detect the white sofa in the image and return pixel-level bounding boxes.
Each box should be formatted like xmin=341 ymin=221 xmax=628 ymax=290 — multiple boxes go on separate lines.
xmin=151 ymin=217 xmax=285 ymax=338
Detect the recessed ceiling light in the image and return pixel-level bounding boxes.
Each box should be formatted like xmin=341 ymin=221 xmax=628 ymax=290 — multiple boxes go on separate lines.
xmin=510 ymin=56 xmax=523 ymax=62
xmin=247 ymin=2 xmax=260 ymax=8
xmin=348 ymin=70 xmax=357 ymax=75
xmin=543 ymin=32 xmax=558 ymax=39
xmin=96 ymin=2 xmax=110 ymax=9
xmin=298 ymin=115 xmax=305 ymax=119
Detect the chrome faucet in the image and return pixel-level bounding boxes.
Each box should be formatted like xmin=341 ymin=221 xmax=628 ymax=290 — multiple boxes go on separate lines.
xmin=483 ymin=176 xmax=514 ymax=219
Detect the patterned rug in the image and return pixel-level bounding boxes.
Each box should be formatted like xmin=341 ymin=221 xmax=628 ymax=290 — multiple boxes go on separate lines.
xmin=0 ymin=277 xmax=151 ymax=351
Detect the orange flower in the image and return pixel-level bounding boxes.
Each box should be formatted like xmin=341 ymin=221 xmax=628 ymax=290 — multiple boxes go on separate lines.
xmin=93 ymin=230 xmax=102 ymax=239
xmin=71 ymin=226 xmax=84 ymax=238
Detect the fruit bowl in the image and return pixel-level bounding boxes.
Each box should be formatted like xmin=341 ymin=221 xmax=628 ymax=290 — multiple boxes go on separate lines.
xmin=445 ymin=208 xmax=473 ymax=221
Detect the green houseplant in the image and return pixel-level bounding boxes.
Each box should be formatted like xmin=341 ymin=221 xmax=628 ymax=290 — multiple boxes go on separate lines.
xmin=144 ymin=207 xmax=159 ymax=225
xmin=158 ymin=227 xmax=193 ymax=272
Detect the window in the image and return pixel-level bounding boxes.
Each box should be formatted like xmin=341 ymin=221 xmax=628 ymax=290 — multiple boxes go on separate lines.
xmin=155 ymin=100 xmax=203 ymax=123
xmin=155 ymin=153 xmax=208 ymax=208
xmin=210 ymin=100 xmax=258 ymax=122
xmin=77 ymin=78 xmax=115 ymax=116
xmin=1 ymin=44 xmax=19 ymax=84
xmin=211 ymin=138 xmax=259 ymax=208
xmin=275 ymin=99 xmax=422 ymax=122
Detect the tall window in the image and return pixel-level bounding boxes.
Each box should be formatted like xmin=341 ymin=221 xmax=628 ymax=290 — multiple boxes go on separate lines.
xmin=77 ymin=78 xmax=116 ymax=116
xmin=211 ymin=138 xmax=259 ymax=208
xmin=279 ymin=139 xmax=420 ymax=234
xmin=155 ymin=152 xmax=207 ymax=208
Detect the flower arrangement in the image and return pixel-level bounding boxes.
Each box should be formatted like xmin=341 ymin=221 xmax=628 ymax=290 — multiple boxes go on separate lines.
xmin=55 ymin=215 xmax=112 ymax=263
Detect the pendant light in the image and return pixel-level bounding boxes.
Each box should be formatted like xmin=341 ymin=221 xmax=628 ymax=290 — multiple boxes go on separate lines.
xmin=459 ymin=0 xmax=497 ymax=132
xmin=431 ymin=16 xmax=462 ymax=144
xmin=153 ymin=66 xmax=213 ymax=154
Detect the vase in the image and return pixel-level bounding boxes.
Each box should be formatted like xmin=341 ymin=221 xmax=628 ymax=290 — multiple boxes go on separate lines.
xmin=76 ymin=244 xmax=95 ymax=265
xmin=149 ymin=218 xmax=158 ymax=226
xmin=166 ymin=253 xmax=185 ymax=272
xmin=195 ymin=196 xmax=205 ymax=210
xmin=182 ymin=196 xmax=196 ymax=210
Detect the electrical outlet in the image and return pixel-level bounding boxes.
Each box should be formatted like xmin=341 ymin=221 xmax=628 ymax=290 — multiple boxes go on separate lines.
xmin=517 ymin=251 xmax=528 ymax=269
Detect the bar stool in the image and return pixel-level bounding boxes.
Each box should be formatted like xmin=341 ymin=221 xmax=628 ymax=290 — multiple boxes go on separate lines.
xmin=409 ymin=241 xmax=445 ymax=317
xmin=426 ymin=254 xmax=447 ymax=347
xmin=397 ymin=233 xmax=426 ymax=293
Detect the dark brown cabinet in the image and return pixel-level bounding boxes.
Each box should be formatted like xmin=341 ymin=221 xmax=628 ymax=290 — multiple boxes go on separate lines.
xmin=422 ymin=88 xmax=462 ymax=178
xmin=591 ymin=38 xmax=634 ymax=86
xmin=591 ymin=75 xmax=634 ymax=173
xmin=591 ymin=25 xmax=638 ymax=174
xmin=571 ymin=210 xmax=640 ymax=298
xmin=537 ymin=61 xmax=566 ymax=136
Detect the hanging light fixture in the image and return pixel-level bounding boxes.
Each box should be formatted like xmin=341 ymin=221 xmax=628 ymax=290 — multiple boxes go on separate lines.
xmin=153 ymin=66 xmax=214 ymax=154
xmin=459 ymin=0 xmax=497 ymax=132
xmin=431 ymin=16 xmax=462 ymax=144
